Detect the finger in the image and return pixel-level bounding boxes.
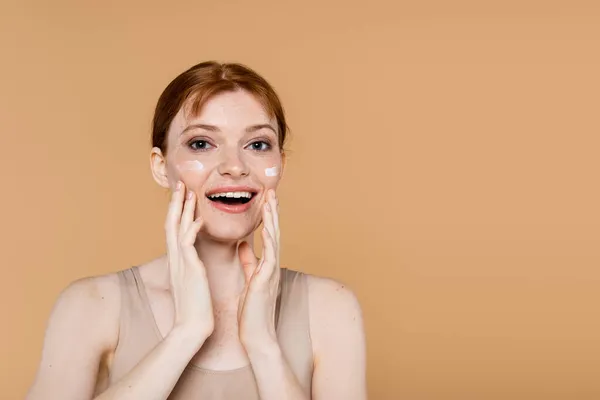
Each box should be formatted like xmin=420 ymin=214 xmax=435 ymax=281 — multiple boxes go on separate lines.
xmin=264 ymin=226 xmax=278 ymax=276
xmin=263 ymin=195 xmax=279 ymax=258
xmin=180 ymin=218 xmax=206 ymax=276
xmin=181 ymin=242 xmax=205 ymax=272
xmin=165 ymin=181 xmax=184 ymax=238
xmin=166 ymin=181 xmax=185 ymax=261
xmin=181 ymin=216 xmax=203 ymax=247
xmin=180 ymin=189 xmax=196 ymax=236
xmin=238 ymin=241 xmax=259 ymax=283
xmin=270 ymin=191 xmax=280 ymax=241
xmin=256 ymin=226 xmax=277 ymax=283
xmin=181 ymin=243 xmax=209 ymax=288
xmin=262 ymin=201 xmax=276 ymax=244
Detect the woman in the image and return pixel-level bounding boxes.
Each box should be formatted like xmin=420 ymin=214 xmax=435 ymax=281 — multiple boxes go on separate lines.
xmin=26 ymin=61 xmax=367 ymax=400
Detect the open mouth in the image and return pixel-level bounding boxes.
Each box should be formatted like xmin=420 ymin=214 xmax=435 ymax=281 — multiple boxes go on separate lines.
xmin=206 ymin=191 xmax=257 ymax=206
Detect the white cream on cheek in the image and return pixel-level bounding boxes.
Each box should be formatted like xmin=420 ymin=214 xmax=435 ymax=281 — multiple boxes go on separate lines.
xmin=265 ymin=166 xmax=279 ymax=177
xmin=177 ymin=160 xmax=205 ymax=172
xmin=174 ymin=161 xmax=205 ymax=191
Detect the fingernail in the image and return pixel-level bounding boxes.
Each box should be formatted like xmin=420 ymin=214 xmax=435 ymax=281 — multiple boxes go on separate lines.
xmin=176 ymin=181 xmax=182 ymax=190
xmin=265 ymin=203 xmax=271 ymax=211
xmin=187 ymin=191 xmax=194 ymax=199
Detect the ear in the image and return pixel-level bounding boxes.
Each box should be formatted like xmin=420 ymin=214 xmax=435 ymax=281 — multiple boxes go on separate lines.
xmin=150 ymin=147 xmax=171 ymax=189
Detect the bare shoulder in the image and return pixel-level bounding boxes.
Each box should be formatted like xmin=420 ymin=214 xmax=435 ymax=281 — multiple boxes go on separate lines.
xmin=304 ymin=273 xmax=363 ymax=323
xmin=48 ymin=272 xmax=121 ymax=349
xmin=304 ymin=273 xmax=365 ymax=353
xmin=303 ymin=273 xmax=367 ymax=399
xmin=43 ymin=270 xmax=122 ymax=354
xmin=26 ymin=271 xmax=123 ymax=399
xmin=55 ymin=271 xmax=121 ymax=324
xmin=62 ymin=271 xmax=121 ymax=297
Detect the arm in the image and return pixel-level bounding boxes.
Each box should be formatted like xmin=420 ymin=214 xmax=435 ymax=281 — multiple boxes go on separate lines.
xmin=242 ymin=275 xmax=367 ymax=400
xmin=237 ymin=191 xmax=310 ymax=400
xmin=308 ymin=276 xmax=368 ymax=400
xmin=94 ymin=327 xmax=204 ymax=400
xmin=28 ymin=182 xmax=213 ymax=399
xmin=238 ymin=192 xmax=366 ymax=399
xmin=245 ymin=343 xmax=309 ymax=400
xmin=26 ymin=275 xmax=206 ymax=400
xmin=26 ymin=275 xmax=120 ymax=400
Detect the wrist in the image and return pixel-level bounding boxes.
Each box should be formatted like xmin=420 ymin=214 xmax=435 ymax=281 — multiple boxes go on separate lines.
xmin=243 ymin=337 xmax=282 ymax=361
xmin=168 ymin=325 xmax=209 ymax=352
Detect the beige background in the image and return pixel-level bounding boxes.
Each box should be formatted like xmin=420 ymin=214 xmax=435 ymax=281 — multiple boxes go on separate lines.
xmin=1 ymin=1 xmax=599 ymax=399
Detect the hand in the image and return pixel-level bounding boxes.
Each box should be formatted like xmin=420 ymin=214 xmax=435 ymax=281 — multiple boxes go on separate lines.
xmin=237 ymin=189 xmax=281 ymax=350
xmin=165 ymin=181 xmax=214 ymax=341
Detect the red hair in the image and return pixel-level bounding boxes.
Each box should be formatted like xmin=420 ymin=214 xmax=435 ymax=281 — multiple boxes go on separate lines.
xmin=152 ymin=61 xmax=289 ymax=155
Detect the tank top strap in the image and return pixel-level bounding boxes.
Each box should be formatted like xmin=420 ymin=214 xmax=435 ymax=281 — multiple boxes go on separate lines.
xmin=275 ymin=268 xmax=313 ymax=394
xmin=276 ymin=268 xmax=309 ymax=328
xmin=111 ymin=266 xmax=314 ymax=394
xmin=116 ymin=267 xmax=147 ymax=320
xmin=111 ymin=267 xmax=161 ymax=379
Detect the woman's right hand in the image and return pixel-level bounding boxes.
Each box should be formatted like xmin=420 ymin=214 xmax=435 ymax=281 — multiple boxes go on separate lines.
xmin=165 ymin=181 xmax=214 ymax=341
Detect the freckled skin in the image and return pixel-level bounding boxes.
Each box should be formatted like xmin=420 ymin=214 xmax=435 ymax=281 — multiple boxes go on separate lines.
xmin=26 ymin=89 xmax=366 ymax=400
xmin=164 ymin=90 xmax=284 ymax=243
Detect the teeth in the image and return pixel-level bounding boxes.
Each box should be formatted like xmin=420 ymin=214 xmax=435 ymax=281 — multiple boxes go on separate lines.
xmin=208 ymin=191 xmax=253 ymax=199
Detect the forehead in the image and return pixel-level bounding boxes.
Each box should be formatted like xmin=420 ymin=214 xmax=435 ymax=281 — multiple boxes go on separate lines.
xmin=166 ymin=90 xmax=279 ymax=148
xmin=183 ymin=90 xmax=274 ymax=126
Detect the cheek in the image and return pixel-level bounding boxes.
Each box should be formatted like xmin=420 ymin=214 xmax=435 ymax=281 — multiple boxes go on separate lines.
xmin=264 ymin=166 xmax=279 ymax=177
xmin=245 ymin=153 xmax=282 ymax=178
xmin=258 ymin=161 xmax=282 ymax=189
xmin=175 ymin=160 xmax=210 ymax=190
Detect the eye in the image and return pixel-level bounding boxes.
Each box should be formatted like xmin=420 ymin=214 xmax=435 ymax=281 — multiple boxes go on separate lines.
xmin=188 ymin=139 xmax=213 ymax=151
xmin=247 ymin=140 xmax=272 ymax=152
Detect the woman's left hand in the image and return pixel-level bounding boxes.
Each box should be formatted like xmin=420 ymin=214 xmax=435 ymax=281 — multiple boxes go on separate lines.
xmin=237 ymin=189 xmax=281 ymax=351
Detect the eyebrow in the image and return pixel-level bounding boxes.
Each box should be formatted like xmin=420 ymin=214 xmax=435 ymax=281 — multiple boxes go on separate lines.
xmin=180 ymin=123 xmax=277 ymax=136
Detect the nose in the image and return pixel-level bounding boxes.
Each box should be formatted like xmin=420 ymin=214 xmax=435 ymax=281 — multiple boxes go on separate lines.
xmin=217 ymin=147 xmax=249 ymax=178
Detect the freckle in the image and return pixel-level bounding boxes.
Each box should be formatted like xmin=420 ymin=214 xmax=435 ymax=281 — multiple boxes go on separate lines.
xmin=49 ymin=364 xmax=52 ymax=368
xmin=101 ymin=296 xmax=104 ymax=299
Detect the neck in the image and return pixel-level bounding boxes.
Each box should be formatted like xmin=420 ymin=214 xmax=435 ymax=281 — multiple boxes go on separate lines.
xmin=192 ymin=232 xmax=255 ymax=304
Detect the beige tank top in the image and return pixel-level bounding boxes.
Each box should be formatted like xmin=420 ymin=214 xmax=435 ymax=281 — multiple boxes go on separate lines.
xmin=109 ymin=267 xmax=313 ymax=399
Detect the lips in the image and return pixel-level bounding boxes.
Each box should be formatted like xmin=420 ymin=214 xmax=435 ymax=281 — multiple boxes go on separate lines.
xmin=205 ymin=185 xmax=259 ymax=197
xmin=205 ymin=185 xmax=259 ymax=214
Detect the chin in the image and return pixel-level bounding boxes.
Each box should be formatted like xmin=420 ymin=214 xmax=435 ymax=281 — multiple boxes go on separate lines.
xmin=201 ymin=222 xmax=257 ymax=244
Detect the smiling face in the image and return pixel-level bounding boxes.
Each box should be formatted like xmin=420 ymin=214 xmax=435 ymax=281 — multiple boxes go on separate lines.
xmin=151 ymin=89 xmax=285 ymax=242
